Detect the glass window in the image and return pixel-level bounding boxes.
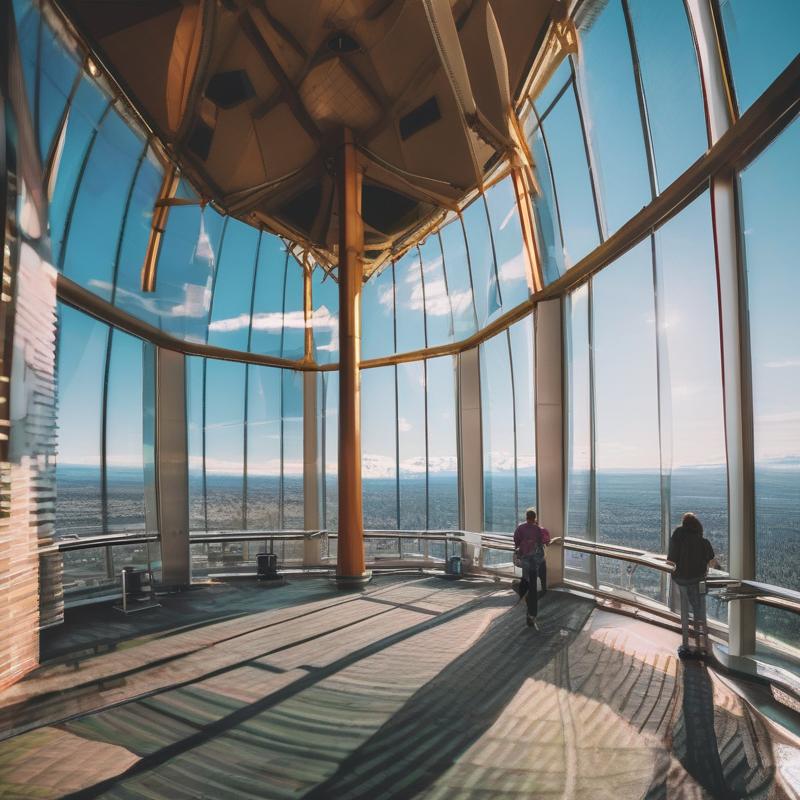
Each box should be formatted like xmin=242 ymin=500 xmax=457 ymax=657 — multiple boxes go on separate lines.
xmin=535 ymin=58 xmax=572 ymax=114
xmin=740 ymin=117 xmax=800 ymax=603
xmin=485 ymin=177 xmax=530 ymax=310
xmin=719 ymin=0 xmax=800 ymax=114
xmin=246 ymin=365 xmax=282 ymax=529
xmin=55 ymin=304 xmax=108 ymax=536
xmin=204 ymin=359 xmax=245 ymax=530
xmin=439 ymin=218 xmax=477 ymax=339
xmin=575 ymin=0 xmax=652 ymax=234
xmin=361 ymin=366 xmax=397 ymax=529
xmin=38 ymin=21 xmax=80 ymax=161
xmin=537 ymin=84 xmax=601 ymax=268
xmin=281 ymin=257 xmax=305 ymax=360
xmin=394 ymin=249 xmax=426 ymax=353
xmin=312 ymin=267 xmax=339 ymax=363
xmin=419 ymin=235 xmax=453 ymax=348
xmin=655 ymin=191 xmax=728 ymax=568
xmin=397 ymin=361 xmax=427 ymax=529
xmin=61 ymin=107 xmax=144 ymax=299
xmin=361 ymin=265 xmax=395 ymax=360
xmin=566 ymin=285 xmax=592 ymax=542
xmin=462 ymin=195 xmax=500 ymax=327
xmin=321 ymin=371 xmax=339 ymax=532
xmin=49 ymin=78 xmax=110 ymax=267
xmin=154 ymin=203 xmax=226 ymax=342
xmin=592 ymin=239 xmax=662 ymax=583
xmin=113 ymin=149 xmax=164 ymax=315
xmin=282 ymin=370 xmax=304 ymax=527
xmin=207 ymin=219 xmax=259 ymax=350
xmin=628 ymin=0 xmax=708 ymax=190
xmin=186 ymin=356 xmax=205 ymax=531
xmin=509 ymin=316 xmax=536 ymax=519
xmin=481 ymin=330 xmax=516 ymax=532
xmin=525 ymin=118 xmax=565 ymax=284
xmin=426 ymin=357 xmax=459 ymax=530
xmin=250 ymin=234 xmax=288 ymax=357
xmin=105 ymin=330 xmax=145 ymax=533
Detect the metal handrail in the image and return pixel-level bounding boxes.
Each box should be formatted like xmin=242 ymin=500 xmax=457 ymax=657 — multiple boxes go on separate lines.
xmin=46 ymin=528 xmax=800 ymax=618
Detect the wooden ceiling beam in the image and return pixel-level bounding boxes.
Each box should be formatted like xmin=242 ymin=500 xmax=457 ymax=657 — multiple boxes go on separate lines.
xmin=239 ymin=10 xmax=323 ymax=145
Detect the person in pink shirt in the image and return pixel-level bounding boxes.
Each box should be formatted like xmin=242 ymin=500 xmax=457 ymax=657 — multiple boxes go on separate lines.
xmin=513 ymin=508 xmax=550 ymax=628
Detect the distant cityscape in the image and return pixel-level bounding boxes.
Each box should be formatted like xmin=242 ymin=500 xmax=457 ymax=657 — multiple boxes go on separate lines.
xmin=56 ymin=464 xmax=798 ymax=645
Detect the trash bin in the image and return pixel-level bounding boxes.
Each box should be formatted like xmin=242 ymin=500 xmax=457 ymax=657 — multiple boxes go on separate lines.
xmin=446 ymin=555 xmax=462 ymax=578
xmin=257 ymin=552 xmax=279 ymax=581
xmin=121 ymin=566 xmax=143 ymax=597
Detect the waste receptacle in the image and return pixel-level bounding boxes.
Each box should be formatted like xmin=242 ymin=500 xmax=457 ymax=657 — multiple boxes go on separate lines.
xmin=446 ymin=555 xmax=462 ymax=578
xmin=257 ymin=552 xmax=279 ymax=580
xmin=121 ymin=566 xmax=143 ymax=597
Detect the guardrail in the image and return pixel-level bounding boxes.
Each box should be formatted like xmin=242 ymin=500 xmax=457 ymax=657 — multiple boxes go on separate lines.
xmin=48 ymin=528 xmax=800 ymax=620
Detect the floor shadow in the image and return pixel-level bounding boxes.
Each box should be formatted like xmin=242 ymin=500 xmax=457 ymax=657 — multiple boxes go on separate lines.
xmin=303 ymin=593 xmax=594 ymax=800
xmin=659 ymin=660 xmax=774 ymax=799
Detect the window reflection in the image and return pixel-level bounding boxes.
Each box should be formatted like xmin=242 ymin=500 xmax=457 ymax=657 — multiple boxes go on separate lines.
xmin=719 ymin=0 xmax=800 ymax=114
xmin=481 ymin=316 xmax=537 ymax=534
xmin=105 ymin=330 xmax=146 ymax=533
xmin=655 ymin=191 xmax=728 ymax=570
xmin=394 ymin=249 xmax=426 ymax=353
xmin=575 ymin=0 xmax=652 ymax=234
xmin=592 ymin=239 xmax=662 ymax=590
xmin=207 ymin=220 xmax=259 ymax=351
xmin=484 ymin=178 xmax=530 ymax=309
xmin=312 ymin=267 xmax=339 ymax=363
xmin=55 ymin=304 xmax=108 ymax=536
xmin=628 ymin=0 xmax=708 ymax=190
xmin=361 ymin=366 xmax=398 ymax=528
xmin=740 ymin=117 xmax=800 ymax=616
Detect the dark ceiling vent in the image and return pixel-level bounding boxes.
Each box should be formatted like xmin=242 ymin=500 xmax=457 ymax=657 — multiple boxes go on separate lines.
xmin=205 ymin=70 xmax=255 ymax=109
xmin=361 ymin=184 xmax=419 ymax=235
xmin=327 ymin=32 xmax=360 ymax=53
xmin=186 ymin=119 xmax=214 ymax=160
xmin=277 ymin=183 xmax=323 ymax=234
xmin=399 ymin=96 xmax=441 ymax=141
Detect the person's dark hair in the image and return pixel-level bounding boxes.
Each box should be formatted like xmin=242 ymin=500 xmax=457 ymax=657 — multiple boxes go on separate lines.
xmin=526 ymin=508 xmax=537 ymax=522
xmin=682 ymin=512 xmax=703 ymax=534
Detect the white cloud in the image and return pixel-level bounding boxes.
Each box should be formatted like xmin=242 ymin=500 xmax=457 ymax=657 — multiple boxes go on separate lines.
xmin=765 ymin=358 xmax=800 ymax=369
xmin=398 ymin=417 xmax=412 ymax=433
xmin=499 ymin=204 xmax=517 ymax=232
xmin=497 ymin=250 xmax=527 ymax=283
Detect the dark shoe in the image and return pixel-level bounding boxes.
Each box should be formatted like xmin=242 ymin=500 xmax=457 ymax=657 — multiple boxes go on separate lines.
xmin=677 ymin=645 xmax=699 ymax=660
xmin=526 ymin=615 xmax=539 ymax=630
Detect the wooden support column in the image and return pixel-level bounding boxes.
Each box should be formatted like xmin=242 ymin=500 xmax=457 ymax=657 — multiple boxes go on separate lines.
xmin=336 ymin=129 xmax=370 ymax=588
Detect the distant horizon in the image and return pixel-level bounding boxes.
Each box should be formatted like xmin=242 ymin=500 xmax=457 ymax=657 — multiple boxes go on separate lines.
xmin=54 ymin=458 xmax=800 ymax=478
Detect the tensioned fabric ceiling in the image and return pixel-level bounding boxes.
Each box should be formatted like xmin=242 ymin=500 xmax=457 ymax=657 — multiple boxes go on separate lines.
xmin=55 ymin=0 xmax=552 ymax=274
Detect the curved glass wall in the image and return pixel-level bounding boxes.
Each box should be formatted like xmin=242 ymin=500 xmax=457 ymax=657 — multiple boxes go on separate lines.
xmin=740 ymin=115 xmax=800 ymax=646
xmin=361 ymin=358 xmax=458 ymax=531
xmin=523 ymin=0 xmax=708 ymax=284
xmin=359 ymin=176 xmax=530 ymax=360
xmin=565 ymin=190 xmax=729 ymax=606
xmin=480 ymin=316 xmax=537 ymax=533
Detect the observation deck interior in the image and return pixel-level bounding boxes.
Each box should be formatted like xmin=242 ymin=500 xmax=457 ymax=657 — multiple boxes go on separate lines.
xmin=2 ymin=0 xmax=800 ymax=797
xmin=1 ymin=575 xmax=798 ymax=800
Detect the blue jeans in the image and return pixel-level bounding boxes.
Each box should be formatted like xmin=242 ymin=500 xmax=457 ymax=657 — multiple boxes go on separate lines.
xmin=674 ymin=579 xmax=708 ymax=649
xmin=519 ymin=555 xmax=546 ymax=617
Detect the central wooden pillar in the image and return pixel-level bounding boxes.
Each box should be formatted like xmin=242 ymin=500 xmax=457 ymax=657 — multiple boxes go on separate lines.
xmin=336 ymin=129 xmax=370 ymax=588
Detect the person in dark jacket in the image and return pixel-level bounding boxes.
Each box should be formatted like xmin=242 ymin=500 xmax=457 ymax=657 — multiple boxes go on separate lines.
xmin=667 ymin=512 xmax=720 ymax=658
xmin=513 ymin=508 xmax=550 ymax=629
